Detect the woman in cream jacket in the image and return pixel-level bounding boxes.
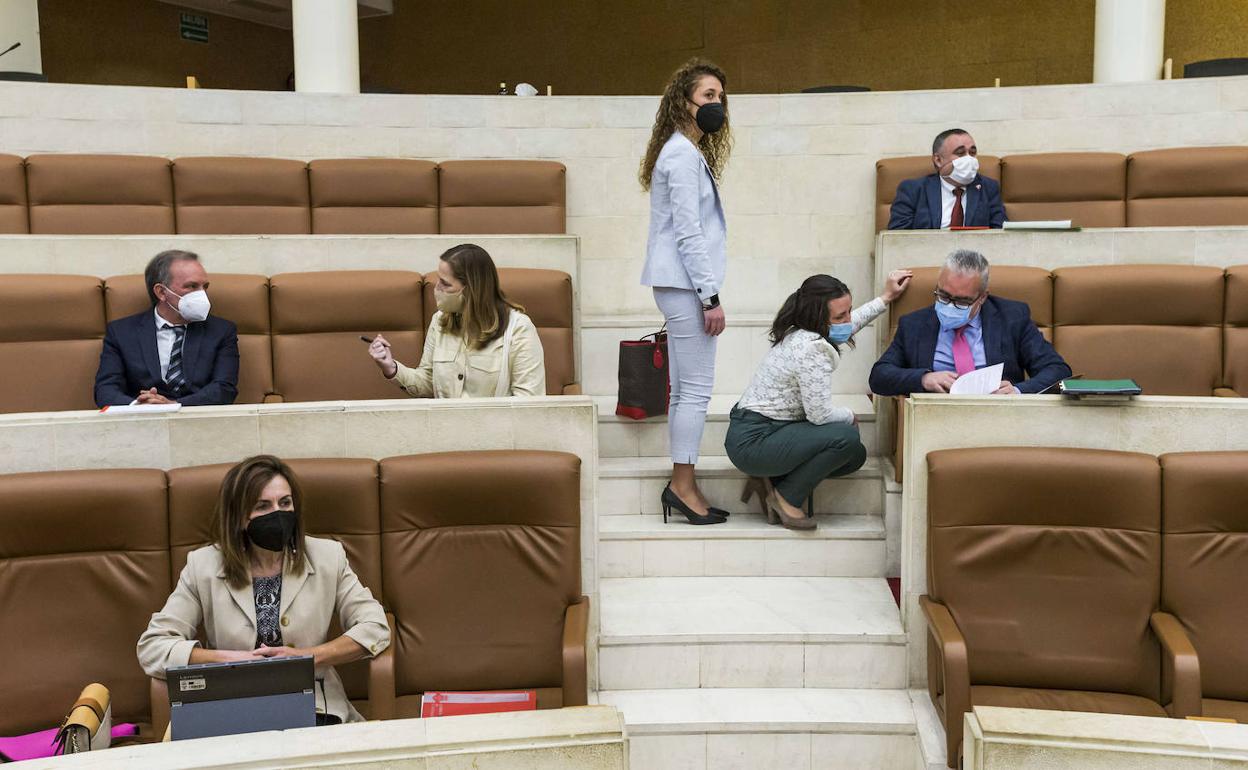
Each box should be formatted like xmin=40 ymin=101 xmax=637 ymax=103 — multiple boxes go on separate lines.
xmin=368 ymin=243 xmax=546 ymax=398
xmin=137 ymin=455 xmax=389 ymax=725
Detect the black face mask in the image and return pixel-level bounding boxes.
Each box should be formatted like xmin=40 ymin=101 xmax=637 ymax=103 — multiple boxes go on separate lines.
xmin=246 ymin=509 xmax=298 ymax=553
xmin=695 ymin=102 xmax=725 ymax=134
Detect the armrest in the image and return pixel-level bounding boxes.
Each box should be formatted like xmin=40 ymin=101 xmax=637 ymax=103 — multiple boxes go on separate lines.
xmin=561 ymin=383 xmax=583 ymax=396
xmin=1151 ymin=611 xmax=1201 ymax=718
xmin=920 ymin=595 xmax=969 ymax=769
xmin=263 ymin=394 xmax=284 ymax=403
xmin=367 ymin=612 xmax=397 ymax=721
xmin=562 ymin=596 xmax=590 ymax=707
xmin=149 ymin=676 xmax=170 ymax=740
xmin=1213 ymin=388 xmax=1241 ymax=398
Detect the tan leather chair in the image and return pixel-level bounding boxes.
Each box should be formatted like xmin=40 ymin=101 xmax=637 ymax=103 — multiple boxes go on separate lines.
xmin=309 ymin=159 xmax=439 ymax=234
xmin=25 ymin=154 xmax=174 ymax=234
xmin=1127 ymin=147 xmax=1248 ymax=227
xmin=922 ymin=447 xmax=1193 ymax=767
xmin=1000 ymin=152 xmax=1127 ymax=227
xmin=173 ymin=157 xmax=311 ymax=234
xmin=0 ymin=274 xmax=105 ymax=413
xmin=1225 ymin=266 xmax=1247 ymax=397
xmin=0 ymin=468 xmax=169 ymax=736
xmin=269 ymin=270 xmax=424 ymax=402
xmin=421 ymin=267 xmax=579 ymax=395
xmin=874 ymin=155 xmax=1001 ymax=232
xmin=1158 ymin=451 xmax=1248 ymax=722
xmin=0 ymin=153 xmax=28 ymax=233
xmin=103 ymin=274 xmax=274 ymax=405
xmin=438 ymin=160 xmax=566 ymax=234
xmin=1053 ymin=264 xmax=1226 ymax=395
xmin=378 ymin=450 xmax=589 ymax=714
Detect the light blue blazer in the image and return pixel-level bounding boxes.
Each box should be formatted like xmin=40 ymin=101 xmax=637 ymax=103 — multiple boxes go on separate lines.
xmin=641 ymin=131 xmax=727 ymax=300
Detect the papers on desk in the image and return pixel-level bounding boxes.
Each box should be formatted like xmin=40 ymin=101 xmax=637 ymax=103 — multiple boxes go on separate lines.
xmin=99 ymin=403 xmax=183 ymax=415
xmin=1002 ymin=220 xmax=1076 ymax=230
xmin=949 ymin=363 xmax=1005 ymax=395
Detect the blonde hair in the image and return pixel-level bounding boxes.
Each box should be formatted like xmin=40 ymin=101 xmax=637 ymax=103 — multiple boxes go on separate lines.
xmin=639 ymin=58 xmax=733 ymax=191
xmin=437 ymin=243 xmax=525 ymax=350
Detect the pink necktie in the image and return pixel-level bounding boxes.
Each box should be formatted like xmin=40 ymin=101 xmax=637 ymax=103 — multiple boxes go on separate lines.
xmin=952 ymin=327 xmax=975 ymax=376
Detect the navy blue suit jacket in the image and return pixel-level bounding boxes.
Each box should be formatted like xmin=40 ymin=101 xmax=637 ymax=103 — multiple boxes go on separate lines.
xmin=869 ymin=296 xmax=1071 ymax=396
xmin=94 ymin=310 xmax=239 ymax=407
xmin=887 ymin=173 xmax=1006 ymax=229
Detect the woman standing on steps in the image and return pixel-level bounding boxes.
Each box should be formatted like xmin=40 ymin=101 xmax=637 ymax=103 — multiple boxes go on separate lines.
xmin=726 ymin=271 xmax=912 ymax=530
xmin=639 ymin=58 xmax=734 ymax=526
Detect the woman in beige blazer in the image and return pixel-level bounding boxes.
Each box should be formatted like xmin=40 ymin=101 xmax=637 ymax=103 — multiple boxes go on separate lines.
xmin=137 ymin=455 xmax=389 ymax=725
xmin=367 ymin=243 xmax=546 ymax=398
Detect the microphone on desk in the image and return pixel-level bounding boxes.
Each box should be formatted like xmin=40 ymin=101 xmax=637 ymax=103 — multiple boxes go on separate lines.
xmin=0 ymin=42 xmax=21 ymax=59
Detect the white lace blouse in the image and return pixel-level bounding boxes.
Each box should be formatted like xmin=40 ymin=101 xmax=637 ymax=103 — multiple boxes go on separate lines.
xmin=736 ymin=297 xmax=887 ymax=425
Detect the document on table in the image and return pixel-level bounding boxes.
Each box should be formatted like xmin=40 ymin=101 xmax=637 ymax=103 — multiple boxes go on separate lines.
xmin=100 ymin=403 xmax=183 ymax=415
xmin=949 ymin=363 xmax=1005 ymax=395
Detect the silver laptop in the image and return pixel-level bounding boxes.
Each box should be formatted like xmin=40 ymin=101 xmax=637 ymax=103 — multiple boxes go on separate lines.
xmin=166 ymin=655 xmax=316 ymax=740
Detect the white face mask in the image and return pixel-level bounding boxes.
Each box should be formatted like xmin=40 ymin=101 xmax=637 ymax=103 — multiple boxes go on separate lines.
xmin=165 ymin=287 xmax=211 ymax=323
xmin=946 ymin=154 xmax=979 ymax=187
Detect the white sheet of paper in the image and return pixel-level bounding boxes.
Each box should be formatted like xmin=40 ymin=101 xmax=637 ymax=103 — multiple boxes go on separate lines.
xmin=949 ymin=363 xmax=1005 ymax=395
xmin=101 ymin=403 xmax=183 ymax=415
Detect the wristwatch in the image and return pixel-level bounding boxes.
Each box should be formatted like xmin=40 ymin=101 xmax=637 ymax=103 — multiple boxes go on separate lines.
xmin=701 ymin=293 xmax=720 ymax=311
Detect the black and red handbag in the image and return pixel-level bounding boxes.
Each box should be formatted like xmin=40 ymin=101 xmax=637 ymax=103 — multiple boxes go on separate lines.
xmin=615 ymin=328 xmax=670 ymax=420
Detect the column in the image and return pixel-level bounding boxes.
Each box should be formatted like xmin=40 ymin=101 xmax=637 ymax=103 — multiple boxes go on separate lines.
xmin=292 ymin=0 xmax=360 ymax=94
xmin=1093 ymin=0 xmax=1166 ymax=83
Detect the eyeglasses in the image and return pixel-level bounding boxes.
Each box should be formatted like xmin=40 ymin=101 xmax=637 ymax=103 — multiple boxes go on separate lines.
xmin=933 ymin=289 xmax=982 ymax=310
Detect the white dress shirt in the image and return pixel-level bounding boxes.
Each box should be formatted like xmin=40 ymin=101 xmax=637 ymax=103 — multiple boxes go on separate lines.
xmin=154 ymin=307 xmax=185 ymax=380
xmin=939 ymin=176 xmax=967 ymax=229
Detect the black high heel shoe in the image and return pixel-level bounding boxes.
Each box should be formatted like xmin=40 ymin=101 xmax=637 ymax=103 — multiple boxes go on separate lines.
xmin=662 ymin=485 xmax=727 ymax=525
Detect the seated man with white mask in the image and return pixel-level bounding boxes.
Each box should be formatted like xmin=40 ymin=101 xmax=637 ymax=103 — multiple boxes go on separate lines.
xmin=94 ymin=249 xmax=239 ymax=407
xmin=887 ymin=128 xmax=1006 ymax=229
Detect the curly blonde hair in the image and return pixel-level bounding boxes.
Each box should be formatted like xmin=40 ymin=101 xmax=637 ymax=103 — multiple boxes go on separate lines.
xmin=639 ymin=58 xmax=733 ymax=191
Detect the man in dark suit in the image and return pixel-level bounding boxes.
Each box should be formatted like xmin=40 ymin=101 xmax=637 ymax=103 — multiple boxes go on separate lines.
xmin=870 ymin=250 xmax=1070 ymax=396
xmin=887 ymin=128 xmax=1006 ymax=230
xmin=94 ymin=250 xmax=239 ymax=407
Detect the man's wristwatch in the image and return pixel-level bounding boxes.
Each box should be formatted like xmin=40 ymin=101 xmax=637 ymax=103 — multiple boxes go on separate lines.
xmin=701 ymin=293 xmax=720 ymax=311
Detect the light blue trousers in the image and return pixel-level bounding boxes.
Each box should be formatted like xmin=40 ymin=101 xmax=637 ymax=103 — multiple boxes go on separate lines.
xmin=653 ymin=287 xmax=717 ymax=464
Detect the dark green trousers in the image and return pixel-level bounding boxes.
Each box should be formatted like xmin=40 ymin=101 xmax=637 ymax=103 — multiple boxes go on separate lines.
xmin=724 ymin=406 xmax=867 ymax=507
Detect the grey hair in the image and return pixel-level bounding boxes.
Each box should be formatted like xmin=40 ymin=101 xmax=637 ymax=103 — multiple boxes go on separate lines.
xmin=144 ymin=249 xmax=200 ymax=305
xmin=932 ymin=127 xmax=969 ymax=156
xmin=942 ymin=249 xmax=990 ymax=291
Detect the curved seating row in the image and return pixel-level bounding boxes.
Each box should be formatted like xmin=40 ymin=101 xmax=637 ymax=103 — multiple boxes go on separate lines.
xmin=875 ymin=146 xmax=1248 ymax=231
xmin=0 ymin=155 xmax=566 ymax=235
xmin=0 ymin=267 xmax=578 ymax=414
xmin=0 ymin=449 xmax=589 ymax=738
xmin=922 ymin=447 xmax=1248 ymax=766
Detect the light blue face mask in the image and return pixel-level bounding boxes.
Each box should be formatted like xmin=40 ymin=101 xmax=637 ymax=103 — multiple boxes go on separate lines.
xmin=935 ymin=300 xmax=972 ymax=332
xmin=827 ymin=322 xmax=854 ymax=344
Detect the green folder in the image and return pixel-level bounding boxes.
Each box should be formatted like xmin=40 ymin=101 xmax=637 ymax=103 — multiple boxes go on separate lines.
xmin=1060 ymin=378 xmax=1142 ymax=396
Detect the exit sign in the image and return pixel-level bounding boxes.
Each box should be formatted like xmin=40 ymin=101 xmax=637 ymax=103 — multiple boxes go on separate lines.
xmin=180 ymin=13 xmax=209 ymax=43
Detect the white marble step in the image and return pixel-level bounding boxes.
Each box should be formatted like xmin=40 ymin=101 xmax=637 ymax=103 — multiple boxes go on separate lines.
xmin=598 ymin=687 xmax=920 ymax=770
xmin=598 ymin=456 xmax=884 ymax=517
xmin=598 ymin=577 xmax=905 ymax=691
xmin=598 ymin=513 xmax=886 ymax=578
xmin=595 ymin=394 xmax=879 ymax=458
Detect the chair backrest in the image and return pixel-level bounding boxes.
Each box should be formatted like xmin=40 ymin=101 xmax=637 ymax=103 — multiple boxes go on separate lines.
xmin=874 ymin=155 xmax=1001 ymax=232
xmin=309 ymin=159 xmax=439 ymax=234
xmin=104 ymin=274 xmax=274 ymax=405
xmin=886 ymin=265 xmax=1054 ymax=342
xmin=1160 ymin=451 xmax=1248 ymax=703
xmin=927 ymin=447 xmax=1161 ymax=700
xmin=421 ymin=267 xmax=576 ymax=395
xmin=0 ymin=153 xmax=28 ymax=233
xmin=1126 ymin=147 xmax=1248 ymax=227
xmin=0 ymin=274 xmax=105 ymax=413
xmin=0 ymin=468 xmax=170 ymax=734
xmin=26 ymin=154 xmax=174 ymax=234
xmin=1000 ymin=152 xmax=1127 ymax=227
xmin=1226 ymin=266 xmax=1248 ymax=395
xmin=379 ymin=450 xmax=580 ymax=703
xmin=269 ymin=270 xmax=424 ymax=402
xmin=1053 ymin=264 xmax=1226 ymax=395
xmin=173 ymin=157 xmax=311 ymax=234
xmin=438 ymin=160 xmax=566 ymax=234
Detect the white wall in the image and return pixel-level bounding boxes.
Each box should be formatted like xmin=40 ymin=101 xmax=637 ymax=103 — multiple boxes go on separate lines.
xmin=0 ymin=0 xmax=41 ymax=74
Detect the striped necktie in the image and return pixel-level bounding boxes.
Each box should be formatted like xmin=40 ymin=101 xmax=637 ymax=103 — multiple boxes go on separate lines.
xmin=166 ymin=325 xmax=187 ymax=394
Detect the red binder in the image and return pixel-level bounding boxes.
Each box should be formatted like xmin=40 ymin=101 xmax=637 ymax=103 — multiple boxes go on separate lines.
xmin=420 ymin=690 xmax=537 ymax=718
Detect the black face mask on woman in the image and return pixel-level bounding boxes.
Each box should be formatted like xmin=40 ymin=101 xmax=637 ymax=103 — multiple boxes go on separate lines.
xmin=246 ymin=509 xmax=298 ymax=552
xmin=695 ymin=102 xmax=725 ymax=134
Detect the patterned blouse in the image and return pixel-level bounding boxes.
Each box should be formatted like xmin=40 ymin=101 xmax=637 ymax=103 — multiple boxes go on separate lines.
xmin=736 ymin=298 xmax=887 ymax=426
xmin=253 ymin=573 xmax=283 ymax=648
